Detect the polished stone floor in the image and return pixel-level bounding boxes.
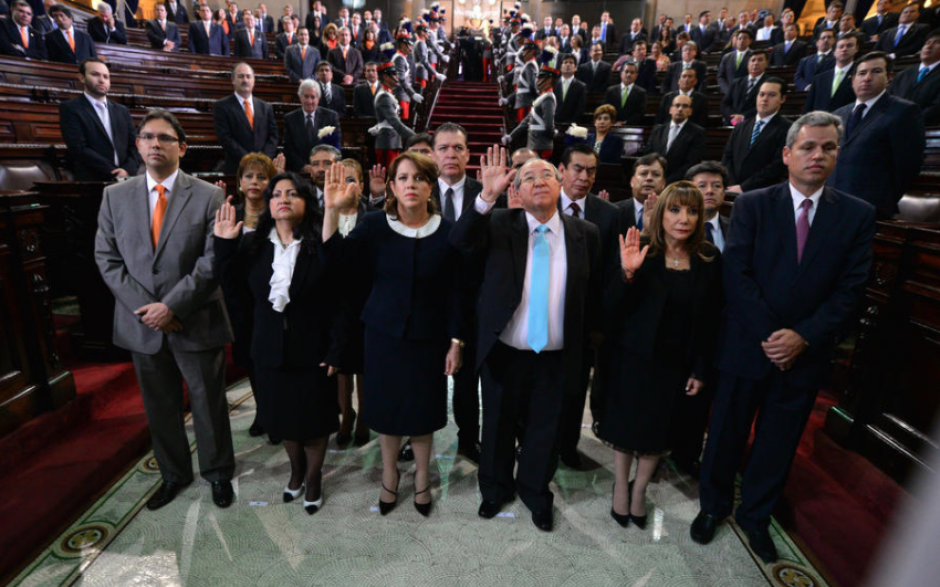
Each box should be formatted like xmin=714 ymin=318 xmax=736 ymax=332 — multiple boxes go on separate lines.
xmin=11 ymin=380 xmax=829 ymax=587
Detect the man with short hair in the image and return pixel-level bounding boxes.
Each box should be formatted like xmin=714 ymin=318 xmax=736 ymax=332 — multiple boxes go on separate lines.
xmin=32 ymin=0 xmax=57 ymax=34
xmin=646 ymin=94 xmax=706 ymax=184
xmin=284 ymin=27 xmax=319 ymax=83
xmin=554 ymin=53 xmax=586 ymax=124
xmin=538 ymin=15 xmax=554 ymax=40
xmin=576 ymin=42 xmax=612 ymax=93
xmin=771 ymin=23 xmax=807 ymax=67
xmin=603 ymin=62 xmax=646 ymax=125
xmin=795 ymin=29 xmax=835 ymax=91
xmin=234 ymin=11 xmax=269 ymax=59
xmin=718 ymin=29 xmax=753 ymax=95
xmin=275 ymin=15 xmax=297 ymax=59
xmin=651 ymin=14 xmax=669 ymax=44
xmin=813 ymin=2 xmax=844 ymax=39
xmin=690 ymin=11 xmax=715 ymax=53
xmin=626 ymin=41 xmax=658 ymax=94
xmin=656 ymin=67 xmax=708 ymax=128
xmin=283 ymin=80 xmax=341 ymax=174
xmin=0 ymin=0 xmax=46 ymax=59
xmin=619 ymin=18 xmax=647 ymax=55
xmin=334 ymin=6 xmax=349 ymax=29
xmin=88 ymin=3 xmax=127 ymax=45
xmin=147 ymin=3 xmax=182 ymax=51
xmin=687 ymin=161 xmax=730 ymax=251
xmin=257 ymin=3 xmax=274 ymax=33
xmin=213 ymin=63 xmax=278 ymax=175
xmin=316 ymin=60 xmax=347 ymax=114
xmin=661 ymin=41 xmax=707 ymax=93
xmin=692 ymin=111 xmax=876 ymax=565
xmin=307 ymin=144 xmax=341 ymax=206
xmin=721 ymin=51 xmax=768 ymax=125
xmin=837 ymin=13 xmax=857 ymax=39
xmin=95 ymin=109 xmax=236 ymax=513
xmin=353 ymin=61 xmax=380 ymax=117
xmin=875 ymin=3 xmax=930 ymax=57
xmin=59 ymin=58 xmax=139 ymax=181
xmin=805 ymin=32 xmax=860 ymax=113
xmin=511 ymin=148 xmax=538 ymax=171
xmin=888 ymin=29 xmax=940 ymax=125
xmin=406 ymin=133 xmax=433 ymax=155
xmin=861 ymin=0 xmax=898 ymax=42
xmin=189 ymin=4 xmax=229 ymax=56
xmin=598 ymin=11 xmax=616 ymax=50
xmin=329 ymin=27 xmax=364 ymax=85
xmin=723 ymin=78 xmax=791 ymax=193
xmin=46 ymin=5 xmax=96 ymax=64
xmin=615 ymin=153 xmax=667 ymax=232
xmin=829 ymin=51 xmax=925 ymax=218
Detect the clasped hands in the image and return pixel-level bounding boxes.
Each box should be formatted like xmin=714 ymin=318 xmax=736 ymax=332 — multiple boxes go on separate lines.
xmin=135 ymin=302 xmax=182 ymax=333
xmin=763 ymin=329 xmax=807 ymax=371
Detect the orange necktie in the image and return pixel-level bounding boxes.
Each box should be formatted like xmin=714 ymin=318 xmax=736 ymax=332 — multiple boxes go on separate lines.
xmin=152 ymin=185 xmax=167 ymax=249
xmin=249 ymin=31 xmax=254 ymax=46
xmin=161 ymin=21 xmax=166 ymax=31
xmin=342 ymin=46 xmax=347 ymax=59
xmin=20 ymin=26 xmax=28 ymax=48
xmin=67 ymin=29 xmax=75 ymax=52
xmin=301 ymin=46 xmax=306 ymax=60
xmin=244 ymin=99 xmax=254 ymax=129
xmin=370 ymin=84 xmax=376 ymax=95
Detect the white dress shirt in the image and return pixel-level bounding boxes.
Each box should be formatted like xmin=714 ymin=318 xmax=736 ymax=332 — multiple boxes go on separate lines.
xmin=267 ymin=228 xmax=303 ymax=313
xmin=338 ymin=211 xmax=358 ymax=236
xmin=705 ymin=215 xmax=725 ymax=252
xmin=475 ymin=196 xmax=568 ymax=351
xmin=146 ymin=168 xmax=180 ymax=217
xmin=789 ymin=182 xmax=824 ymax=226
xmin=757 ymin=26 xmax=774 ymax=41
xmin=437 ymin=175 xmax=466 ymax=221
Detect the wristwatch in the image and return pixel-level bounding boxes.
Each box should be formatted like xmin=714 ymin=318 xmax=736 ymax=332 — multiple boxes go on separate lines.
xmin=451 ymin=338 xmax=465 ymax=348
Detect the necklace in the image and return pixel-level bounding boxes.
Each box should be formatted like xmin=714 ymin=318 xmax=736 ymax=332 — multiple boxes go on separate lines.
xmin=672 ymin=257 xmax=680 ymax=268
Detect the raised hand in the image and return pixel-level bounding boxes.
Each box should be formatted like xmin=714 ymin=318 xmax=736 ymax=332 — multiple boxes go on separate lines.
xmin=273 ymin=153 xmax=286 ymax=174
xmin=369 ymin=164 xmax=387 ymax=198
xmin=507 ymin=183 xmax=523 ymax=209
xmin=597 ymin=189 xmax=610 ymax=202
xmin=642 ymin=192 xmax=657 ymax=230
xmin=213 ymin=179 xmax=227 ymax=193
xmin=479 ymin=144 xmax=517 ymax=203
xmin=214 ymin=196 xmax=243 ymax=239
xmin=323 ymin=161 xmax=358 ymax=210
xmin=619 ymin=226 xmax=649 ymax=276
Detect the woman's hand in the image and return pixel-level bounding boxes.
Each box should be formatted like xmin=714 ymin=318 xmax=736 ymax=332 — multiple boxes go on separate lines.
xmin=324 ymin=161 xmax=358 ymax=210
xmin=369 ymin=164 xmax=387 ymax=198
xmin=273 ymin=153 xmax=286 ymax=174
xmin=214 ymin=179 xmax=227 ymax=194
xmin=479 ymin=145 xmax=517 ymax=203
xmin=320 ymin=363 xmax=339 ymax=376
xmin=214 ymin=196 xmax=243 ymax=239
xmin=619 ymin=226 xmax=649 ymax=275
xmin=444 ymin=341 xmax=463 ymax=376
xmin=685 ymin=377 xmax=704 ymax=396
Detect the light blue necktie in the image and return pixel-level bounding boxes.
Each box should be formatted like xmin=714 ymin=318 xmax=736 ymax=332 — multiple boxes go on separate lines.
xmin=894 ymin=25 xmax=906 ymax=48
xmin=750 ymin=119 xmax=765 ymax=146
xmin=527 ymin=225 xmax=550 ymax=353
xmin=917 ymin=67 xmax=929 ymax=83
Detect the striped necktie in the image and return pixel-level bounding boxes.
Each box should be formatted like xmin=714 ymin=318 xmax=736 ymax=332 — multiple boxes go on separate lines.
xmin=750 ymin=119 xmax=765 ymax=146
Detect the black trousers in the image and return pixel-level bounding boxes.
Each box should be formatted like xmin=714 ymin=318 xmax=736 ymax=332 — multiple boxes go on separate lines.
xmin=558 ymin=344 xmax=594 ymax=456
xmin=698 ymin=370 xmax=817 ymax=533
xmin=670 ymin=373 xmax=716 ymax=465
xmin=451 ymin=334 xmax=480 ymax=444
xmin=479 ymin=342 xmax=565 ymax=513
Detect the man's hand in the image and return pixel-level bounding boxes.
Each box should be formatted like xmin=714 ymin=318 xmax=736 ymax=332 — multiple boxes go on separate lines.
xmin=762 ymin=328 xmax=808 ymax=368
xmin=369 ymin=164 xmax=387 ymax=197
xmin=479 ymin=145 xmax=517 ymax=203
xmin=730 ymin=114 xmax=745 ymax=125
xmin=273 ymin=153 xmax=286 ymax=173
xmin=343 ymin=74 xmax=354 ymax=85
xmin=165 ymin=40 xmax=176 ymax=51
xmin=320 ymin=362 xmax=339 ymax=376
xmin=134 ymin=302 xmax=176 ymax=331
xmin=727 ymin=184 xmax=743 ymax=193
xmin=111 ymin=168 xmax=130 ymax=179
xmin=160 ymin=318 xmax=184 ymax=333
xmin=597 ymin=189 xmax=610 ymax=202
xmin=685 ymin=377 xmax=704 ymax=396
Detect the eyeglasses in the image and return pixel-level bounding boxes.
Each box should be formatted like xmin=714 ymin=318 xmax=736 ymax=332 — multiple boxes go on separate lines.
xmin=519 ymin=172 xmax=557 ymax=185
xmin=138 ymin=133 xmax=180 ymax=145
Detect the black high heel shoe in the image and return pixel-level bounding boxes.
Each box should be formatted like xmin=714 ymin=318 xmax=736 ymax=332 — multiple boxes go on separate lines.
xmin=610 ymin=483 xmax=629 ymax=528
xmin=628 ymin=480 xmax=648 ymax=530
xmin=414 ymin=477 xmax=432 ymax=517
xmin=379 ymin=470 xmax=399 ymax=516
xmin=248 ymin=416 xmax=264 ymax=437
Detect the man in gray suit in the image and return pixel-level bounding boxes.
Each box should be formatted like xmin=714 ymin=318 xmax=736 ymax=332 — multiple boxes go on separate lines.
xmin=94 ymin=109 xmax=236 ymax=511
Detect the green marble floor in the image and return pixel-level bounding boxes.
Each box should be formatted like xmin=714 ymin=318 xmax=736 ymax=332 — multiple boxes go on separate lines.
xmin=11 ymin=380 xmax=829 ymax=587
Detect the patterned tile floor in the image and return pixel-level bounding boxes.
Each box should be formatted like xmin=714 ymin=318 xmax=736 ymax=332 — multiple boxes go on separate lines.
xmin=10 ymin=380 xmax=829 ymax=587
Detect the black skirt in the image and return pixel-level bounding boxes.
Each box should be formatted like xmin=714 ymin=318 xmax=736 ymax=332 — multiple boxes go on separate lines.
xmin=254 ymin=365 xmax=340 ymax=441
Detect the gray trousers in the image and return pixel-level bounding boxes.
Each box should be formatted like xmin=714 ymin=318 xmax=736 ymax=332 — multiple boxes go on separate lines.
xmin=132 ymin=341 xmax=235 ymax=484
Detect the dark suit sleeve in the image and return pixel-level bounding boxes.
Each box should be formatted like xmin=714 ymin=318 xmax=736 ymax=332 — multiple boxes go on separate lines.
xmin=449 ymin=205 xmax=492 ymax=254
xmin=59 ymin=101 xmax=119 ymax=177
xmin=585 ymin=223 xmax=603 ymax=336
xmin=890 ymin=103 xmax=926 ymax=198
xmin=677 ymin=128 xmax=706 ymax=180
xmin=213 ymin=100 xmax=249 ymax=163
xmin=574 ymin=85 xmax=586 ymax=123
xmin=792 ymin=205 xmax=875 ymax=348
xmin=188 ymin=24 xmax=197 ymax=53
xmin=117 ymin=108 xmax=140 ymax=175
xmin=263 ymin=103 xmax=279 ymax=159
xmin=113 ymin=22 xmax=128 ymax=44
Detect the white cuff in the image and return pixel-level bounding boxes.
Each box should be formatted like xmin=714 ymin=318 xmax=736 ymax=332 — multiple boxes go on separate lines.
xmin=474 ymin=195 xmax=496 ymax=214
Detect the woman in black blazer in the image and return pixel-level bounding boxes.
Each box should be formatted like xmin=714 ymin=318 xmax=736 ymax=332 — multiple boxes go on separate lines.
xmin=359 ymin=28 xmax=382 ymax=63
xmin=597 ymin=182 xmax=722 ymax=530
xmin=321 ymin=153 xmax=467 ymax=517
xmin=214 ymin=172 xmax=344 ymax=516
xmin=587 ymin=104 xmax=624 ymax=164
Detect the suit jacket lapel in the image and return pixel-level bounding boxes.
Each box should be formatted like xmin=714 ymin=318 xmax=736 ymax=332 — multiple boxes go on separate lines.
xmin=510 ymin=212 xmax=529 ymax=296
xmin=463 ymin=178 xmax=482 ymax=211
xmin=289 ymin=244 xmax=313 ymax=300
xmin=108 ymin=102 xmax=125 ymax=155
xmin=775 ymin=184 xmax=799 ymax=271
xmin=155 ymin=172 xmax=194 ymax=258
xmin=78 ymin=98 xmax=112 ymax=146
xmin=561 ymin=213 xmax=585 ymax=322
xmin=844 ymin=95 xmax=888 ymax=145
xmin=737 ymin=118 xmax=755 ymax=161
xmin=137 ymin=178 xmax=155 ymax=258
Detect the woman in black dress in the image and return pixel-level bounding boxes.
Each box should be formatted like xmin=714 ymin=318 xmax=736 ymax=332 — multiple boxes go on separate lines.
xmin=322 ymin=153 xmax=466 ymax=517
xmin=598 ymin=182 xmax=722 ymax=530
xmin=214 ymin=173 xmax=344 ymax=515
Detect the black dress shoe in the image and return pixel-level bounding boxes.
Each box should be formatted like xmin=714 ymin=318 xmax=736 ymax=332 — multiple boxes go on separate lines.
xmin=457 ymin=440 xmax=481 ymax=464
xmin=211 ymin=480 xmax=234 ymax=508
xmin=248 ymin=419 xmax=265 ymax=437
xmin=531 ymin=509 xmax=553 ymax=532
xmin=690 ymin=511 xmax=721 ymax=544
xmin=268 ymin=435 xmax=282 ymax=445
xmin=353 ymin=431 xmax=371 ymax=446
xmin=560 ymin=450 xmax=583 ymax=469
xmin=398 ymin=438 xmax=414 ymax=462
xmin=744 ymin=527 xmax=778 ymax=564
xmin=478 ymin=500 xmax=503 ymax=519
xmin=146 ymin=480 xmax=187 ymax=511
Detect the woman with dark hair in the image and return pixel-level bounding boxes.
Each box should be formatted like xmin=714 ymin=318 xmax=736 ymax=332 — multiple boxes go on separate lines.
xmin=214 ymin=172 xmax=344 ymax=516
xmin=658 ymin=27 xmax=676 ymax=58
xmin=651 ymin=41 xmax=671 ymax=72
xmin=597 ymin=182 xmax=722 ymax=530
xmin=322 ymin=153 xmax=467 ymax=517
xmin=587 ymin=104 xmax=624 ymax=164
xmin=359 ymin=27 xmax=381 ymax=63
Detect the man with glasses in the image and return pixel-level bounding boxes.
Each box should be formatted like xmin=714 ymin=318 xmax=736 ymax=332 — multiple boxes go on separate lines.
xmin=59 ymin=58 xmax=139 ymax=181
xmin=95 ymin=109 xmax=236 ymax=512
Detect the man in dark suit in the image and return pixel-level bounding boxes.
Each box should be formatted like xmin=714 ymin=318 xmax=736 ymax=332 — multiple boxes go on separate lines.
xmin=165 ymin=0 xmax=188 ymax=24
xmin=147 ymin=3 xmax=182 ymax=51
xmin=794 ymin=29 xmax=835 ymax=91
xmin=59 ymin=58 xmax=139 ymax=181
xmin=315 ymin=61 xmax=346 ymax=115
xmin=95 ymin=109 xmax=236 ymax=512
xmin=598 ymin=10 xmax=616 ymax=51
xmin=888 ymin=30 xmax=940 ymax=125
xmin=31 ymin=0 xmax=56 ymax=35
xmin=615 ymin=153 xmax=667 ymax=234
xmin=284 ymin=27 xmax=320 ymax=83
xmin=804 ymin=32 xmax=860 ymax=113
xmin=274 ymin=15 xmax=297 ymax=59
xmin=875 ymin=3 xmax=929 ymax=57
xmin=829 ymin=52 xmax=925 ymax=218
xmin=717 ymin=29 xmax=753 ymax=94
xmin=603 ymin=63 xmax=647 ymax=125
xmin=625 ymin=41 xmax=659 ymax=94
xmin=656 ymin=68 xmax=708 ymax=127
xmin=661 ymin=42 xmax=708 ymax=93
xmin=771 ymin=23 xmax=808 ymax=67
xmin=189 ymin=4 xmax=229 ymax=56
xmin=333 ymin=6 xmax=349 ymax=30
xmin=223 ymin=3 xmax=242 ymax=38
xmin=46 ymin=6 xmax=96 ymax=64
xmin=554 ymin=145 xmax=623 ymax=467
xmin=723 ymin=77 xmax=790 ymax=193
xmin=328 ymin=27 xmax=364 ymax=85
xmin=87 ymin=3 xmax=127 ymax=45
xmin=861 ymin=0 xmax=899 ymax=42
xmin=690 ymin=11 xmax=716 ymax=53
xmin=619 ymin=18 xmax=647 ymax=55
xmin=537 ymin=16 xmax=555 ymax=41
xmin=0 ymin=0 xmax=47 ymax=60
xmin=554 ymin=54 xmax=586 ymax=125
xmin=234 ymin=12 xmax=269 ymax=59
xmin=651 ymin=14 xmax=670 ymax=46
xmin=213 ymin=63 xmax=279 ymax=175
xmin=256 ymin=3 xmax=275 ymax=33
xmin=813 ymin=2 xmax=844 ymax=39
xmin=450 ymin=149 xmax=602 ymax=532
xmin=721 ymin=51 xmax=768 ymax=125
xmin=646 ymin=95 xmax=706 ymax=184
xmin=692 ymin=111 xmax=876 ymax=564
xmin=282 ymin=79 xmax=341 ymax=174
xmin=353 ymin=61 xmax=380 ymax=117
xmin=575 ymin=43 xmax=612 ymax=93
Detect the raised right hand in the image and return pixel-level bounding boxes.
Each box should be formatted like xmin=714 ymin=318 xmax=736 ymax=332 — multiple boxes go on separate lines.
xmin=479 ymin=145 xmax=516 ymax=203
xmin=323 ymin=161 xmax=358 ymax=209
xmin=214 ymin=196 xmax=243 ymax=239
xmin=619 ymin=226 xmax=649 ymax=275
xmin=369 ymin=164 xmax=387 ymax=197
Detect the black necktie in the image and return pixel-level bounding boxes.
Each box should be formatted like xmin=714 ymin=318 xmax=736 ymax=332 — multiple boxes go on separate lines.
xmin=443 ymin=187 xmax=456 ymax=222
xmin=306 ymin=113 xmax=314 ymax=142
xmin=705 ymin=222 xmax=714 ymax=243
xmin=845 ymin=103 xmax=867 ymax=140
